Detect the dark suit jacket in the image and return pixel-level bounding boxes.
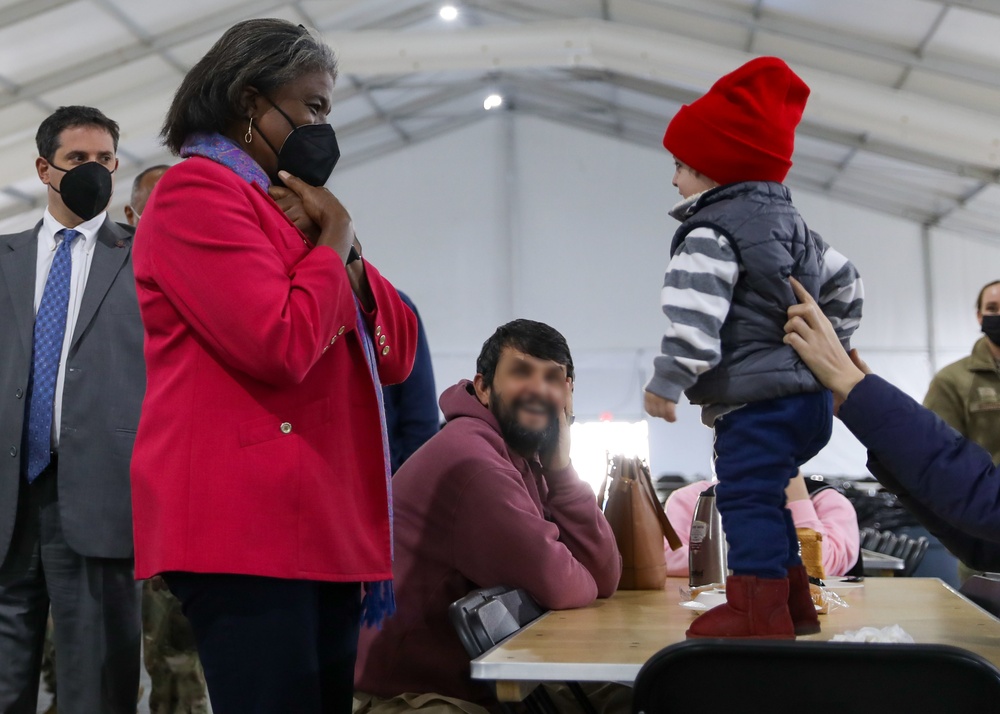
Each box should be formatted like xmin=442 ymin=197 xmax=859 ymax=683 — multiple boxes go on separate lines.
xmin=0 ymin=217 xmax=145 ymax=562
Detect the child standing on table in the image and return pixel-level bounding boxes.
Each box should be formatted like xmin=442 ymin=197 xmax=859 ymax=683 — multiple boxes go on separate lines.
xmin=644 ymin=57 xmax=863 ymax=639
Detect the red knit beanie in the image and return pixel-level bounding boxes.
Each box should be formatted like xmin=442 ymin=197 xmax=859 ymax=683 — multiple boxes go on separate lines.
xmin=663 ymin=56 xmax=810 ymax=185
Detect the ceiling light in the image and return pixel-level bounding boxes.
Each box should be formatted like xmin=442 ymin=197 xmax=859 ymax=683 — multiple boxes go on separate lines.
xmin=483 ymin=93 xmax=503 ymax=110
xmin=439 ymin=5 xmax=458 ymax=21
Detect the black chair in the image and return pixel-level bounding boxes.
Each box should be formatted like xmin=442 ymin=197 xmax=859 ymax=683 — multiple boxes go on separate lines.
xmin=899 ymin=536 xmax=930 ymax=577
xmin=875 ymin=530 xmax=898 ymax=555
xmin=858 ymin=526 xmax=929 ymax=577
xmin=449 ymin=586 xmax=596 ymax=714
xmin=860 ymin=526 xmax=879 ymax=550
xmin=632 ymin=639 xmax=1000 ymax=713
xmin=653 ymin=473 xmax=689 ymax=506
xmin=960 ymin=574 xmax=1000 ymax=618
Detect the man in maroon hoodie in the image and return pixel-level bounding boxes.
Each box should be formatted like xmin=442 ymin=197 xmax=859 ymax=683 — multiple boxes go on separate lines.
xmin=354 ymin=319 xmax=622 ymax=708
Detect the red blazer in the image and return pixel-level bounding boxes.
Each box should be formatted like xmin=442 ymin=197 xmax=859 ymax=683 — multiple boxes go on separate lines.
xmin=131 ymin=157 xmax=417 ymax=582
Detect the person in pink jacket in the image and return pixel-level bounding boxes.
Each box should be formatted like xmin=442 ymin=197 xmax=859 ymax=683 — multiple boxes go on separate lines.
xmin=664 ymin=473 xmax=860 ymax=578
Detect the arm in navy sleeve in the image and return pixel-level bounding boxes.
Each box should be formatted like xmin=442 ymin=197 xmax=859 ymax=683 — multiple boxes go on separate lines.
xmin=840 ymin=375 xmax=1000 ymax=570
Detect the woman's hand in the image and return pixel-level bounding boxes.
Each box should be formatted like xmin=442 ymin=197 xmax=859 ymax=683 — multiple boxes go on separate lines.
xmin=277 ymin=171 xmax=354 ymax=263
xmin=268 ymin=185 xmax=321 ymax=242
xmin=783 ymin=277 xmax=868 ymax=409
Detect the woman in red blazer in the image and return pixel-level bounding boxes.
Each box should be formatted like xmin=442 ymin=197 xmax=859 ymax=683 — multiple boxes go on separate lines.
xmin=130 ymin=19 xmax=416 ymax=713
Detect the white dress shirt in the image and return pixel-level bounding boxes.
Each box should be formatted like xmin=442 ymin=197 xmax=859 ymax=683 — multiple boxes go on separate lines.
xmin=33 ymin=209 xmax=107 ymax=448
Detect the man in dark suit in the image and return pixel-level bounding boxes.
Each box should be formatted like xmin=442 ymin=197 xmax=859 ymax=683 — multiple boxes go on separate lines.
xmin=0 ymin=106 xmax=145 ymax=713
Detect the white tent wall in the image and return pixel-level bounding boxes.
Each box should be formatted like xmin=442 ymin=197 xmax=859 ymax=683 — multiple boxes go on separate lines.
xmin=328 ymin=115 xmax=511 ymax=397
xmin=927 ymin=226 xmax=1000 ymax=370
xmin=333 ymin=112 xmax=982 ymax=480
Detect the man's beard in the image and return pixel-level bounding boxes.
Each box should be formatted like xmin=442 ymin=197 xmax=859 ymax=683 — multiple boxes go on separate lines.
xmin=489 ymin=392 xmax=560 ymax=457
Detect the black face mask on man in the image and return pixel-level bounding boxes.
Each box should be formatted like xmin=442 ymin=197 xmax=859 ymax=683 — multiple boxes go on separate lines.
xmin=982 ymin=314 xmax=1000 ymax=346
xmin=257 ymin=98 xmax=340 ymax=188
xmin=48 ymin=161 xmax=115 ymax=221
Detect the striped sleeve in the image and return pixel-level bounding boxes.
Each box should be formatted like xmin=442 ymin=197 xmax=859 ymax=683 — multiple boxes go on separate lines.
xmin=816 ymin=240 xmax=863 ymax=347
xmin=646 ymin=227 xmax=739 ymax=402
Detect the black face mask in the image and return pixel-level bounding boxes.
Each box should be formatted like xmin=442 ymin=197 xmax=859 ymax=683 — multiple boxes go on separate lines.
xmin=258 ymin=98 xmax=340 ymax=187
xmin=48 ymin=161 xmax=114 ymax=221
xmin=983 ymin=314 xmax=1000 ymax=346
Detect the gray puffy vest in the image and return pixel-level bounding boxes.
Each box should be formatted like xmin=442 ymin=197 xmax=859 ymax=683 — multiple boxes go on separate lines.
xmin=672 ymin=182 xmax=825 ymax=405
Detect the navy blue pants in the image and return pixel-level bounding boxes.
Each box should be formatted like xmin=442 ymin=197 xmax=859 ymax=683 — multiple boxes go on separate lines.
xmin=713 ymin=391 xmax=833 ymax=579
xmin=164 ymin=572 xmax=361 ymax=714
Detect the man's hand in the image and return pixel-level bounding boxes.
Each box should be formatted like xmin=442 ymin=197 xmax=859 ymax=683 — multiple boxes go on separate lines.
xmin=541 ymin=378 xmax=574 ymax=472
xmin=783 ymin=276 xmax=867 ymax=411
xmin=644 ymin=391 xmax=677 ymax=422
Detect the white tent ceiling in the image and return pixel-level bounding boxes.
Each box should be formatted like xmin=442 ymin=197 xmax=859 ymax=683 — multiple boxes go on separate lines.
xmin=2 ymin=0 xmax=1000 ymax=240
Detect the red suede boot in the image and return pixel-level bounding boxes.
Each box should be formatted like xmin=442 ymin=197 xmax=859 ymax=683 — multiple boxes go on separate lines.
xmin=686 ymin=575 xmax=795 ymax=639
xmin=787 ymin=564 xmax=821 ymax=635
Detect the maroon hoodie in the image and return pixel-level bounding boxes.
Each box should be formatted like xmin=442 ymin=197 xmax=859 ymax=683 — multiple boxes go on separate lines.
xmin=354 ymin=380 xmax=622 ymax=703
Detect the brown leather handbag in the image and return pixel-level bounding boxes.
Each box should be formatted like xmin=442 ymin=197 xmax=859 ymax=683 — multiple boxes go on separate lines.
xmin=599 ymin=455 xmax=682 ymax=590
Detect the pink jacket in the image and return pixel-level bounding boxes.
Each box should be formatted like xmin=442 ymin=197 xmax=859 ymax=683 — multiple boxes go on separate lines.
xmin=664 ymin=480 xmax=860 ymax=577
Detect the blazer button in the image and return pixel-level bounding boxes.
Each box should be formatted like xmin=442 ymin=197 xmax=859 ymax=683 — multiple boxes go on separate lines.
xmin=322 ymin=345 xmax=329 ymax=354
xmin=15 ymin=389 xmax=23 ymax=399
xmin=280 ymin=422 xmax=292 ymax=434
xmin=381 ymin=345 xmax=390 ymax=356
xmin=375 ymin=325 xmax=382 ymax=336
xmin=338 ymin=326 xmax=345 ymax=335
xmin=9 ymin=446 xmax=16 ymax=457
xmin=379 ymin=335 xmax=386 ymax=346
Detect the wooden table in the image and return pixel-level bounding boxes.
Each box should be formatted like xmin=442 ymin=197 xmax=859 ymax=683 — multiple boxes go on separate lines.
xmin=471 ymin=577 xmax=1000 ymax=701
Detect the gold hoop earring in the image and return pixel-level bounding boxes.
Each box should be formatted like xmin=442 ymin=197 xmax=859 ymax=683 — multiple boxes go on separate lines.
xmin=245 ymin=117 xmax=254 ymax=144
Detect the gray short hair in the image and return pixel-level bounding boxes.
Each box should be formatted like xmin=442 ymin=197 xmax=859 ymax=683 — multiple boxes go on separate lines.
xmin=161 ymin=19 xmax=337 ymax=153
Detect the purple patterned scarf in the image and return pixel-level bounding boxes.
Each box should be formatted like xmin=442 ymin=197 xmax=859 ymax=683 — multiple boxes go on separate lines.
xmin=181 ymin=133 xmax=395 ymax=626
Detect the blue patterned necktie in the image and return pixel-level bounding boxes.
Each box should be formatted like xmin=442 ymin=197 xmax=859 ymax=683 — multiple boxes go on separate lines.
xmin=24 ymin=228 xmax=79 ymax=481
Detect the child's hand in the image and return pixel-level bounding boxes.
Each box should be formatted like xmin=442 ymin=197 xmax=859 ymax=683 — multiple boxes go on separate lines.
xmin=644 ymin=391 xmax=677 ymax=423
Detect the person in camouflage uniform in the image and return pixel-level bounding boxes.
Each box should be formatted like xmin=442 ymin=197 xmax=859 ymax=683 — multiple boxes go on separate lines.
xmin=142 ymin=576 xmax=208 ymax=714
xmin=129 ymin=167 xmax=208 ymax=714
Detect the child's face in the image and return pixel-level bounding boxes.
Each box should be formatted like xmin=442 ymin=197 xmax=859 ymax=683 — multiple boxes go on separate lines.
xmin=672 ymin=159 xmax=718 ymax=199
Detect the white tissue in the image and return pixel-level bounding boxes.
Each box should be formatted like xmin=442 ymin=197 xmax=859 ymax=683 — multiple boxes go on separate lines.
xmin=830 ymin=625 xmax=914 ymax=643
